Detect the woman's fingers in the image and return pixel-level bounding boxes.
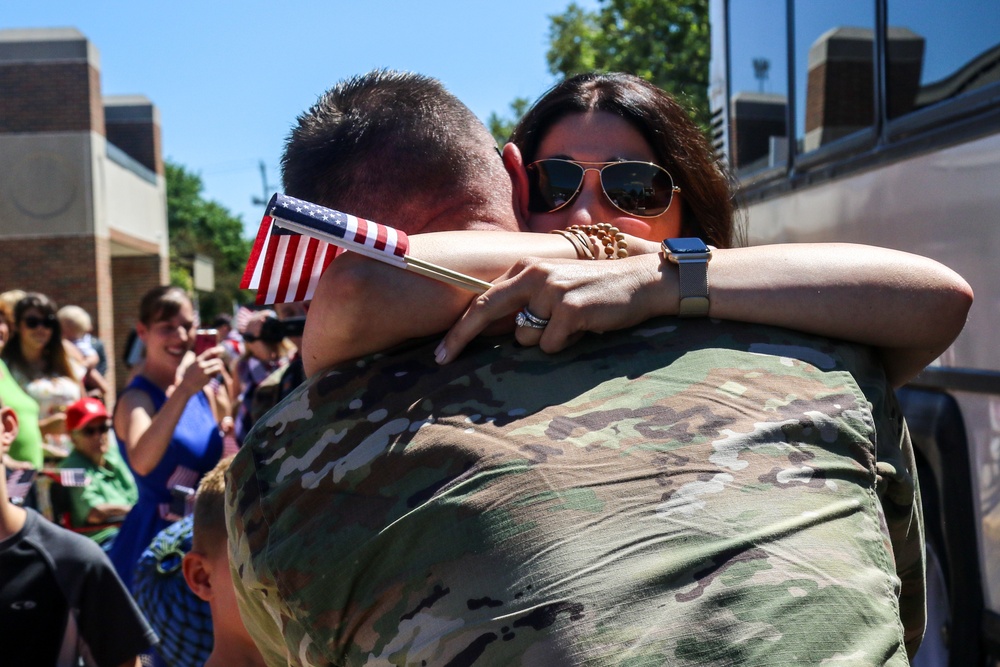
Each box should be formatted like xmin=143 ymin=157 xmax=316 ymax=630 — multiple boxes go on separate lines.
xmin=436 ymin=262 xmax=551 ymax=363
xmin=436 ymin=283 xmax=520 ymax=363
xmin=436 ymin=256 xmax=656 ymax=364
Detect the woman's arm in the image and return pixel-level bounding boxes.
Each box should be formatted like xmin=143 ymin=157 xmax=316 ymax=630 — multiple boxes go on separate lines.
xmin=301 ymin=231 xmax=643 ymax=375
xmin=301 ymin=231 xmax=972 ymax=387
xmin=114 ymin=351 xmax=226 ymax=476
xmin=436 ymin=243 xmax=974 ymax=387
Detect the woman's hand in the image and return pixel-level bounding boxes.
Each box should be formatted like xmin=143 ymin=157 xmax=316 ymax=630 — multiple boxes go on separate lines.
xmin=176 ymin=347 xmax=227 ymax=398
xmin=435 ymin=254 xmax=668 ymax=364
xmin=3 ymin=453 xmax=34 ymax=471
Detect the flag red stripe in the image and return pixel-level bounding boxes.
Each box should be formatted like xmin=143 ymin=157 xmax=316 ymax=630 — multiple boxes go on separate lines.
xmin=277 ymin=234 xmax=302 ymax=304
xmin=285 ymin=235 xmax=312 ymax=303
xmin=294 ymin=238 xmax=320 ymax=303
xmin=242 ymin=215 xmax=273 ymax=289
xmin=256 ymin=232 xmax=282 ymax=306
xmin=373 ymin=219 xmax=388 ymax=251
xmin=353 ymin=216 xmax=369 ymax=245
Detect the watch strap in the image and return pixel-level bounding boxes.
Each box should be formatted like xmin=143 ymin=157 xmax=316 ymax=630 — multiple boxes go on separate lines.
xmin=676 ymin=259 xmax=710 ymax=317
xmin=662 ymin=239 xmax=711 ymax=318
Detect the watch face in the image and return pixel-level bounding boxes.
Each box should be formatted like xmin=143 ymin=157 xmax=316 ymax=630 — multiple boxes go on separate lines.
xmin=664 ymin=237 xmax=709 ymax=254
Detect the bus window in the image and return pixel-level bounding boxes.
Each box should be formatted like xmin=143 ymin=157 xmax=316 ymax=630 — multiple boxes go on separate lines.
xmin=727 ymin=0 xmax=788 ymax=176
xmin=794 ymin=0 xmax=876 ymax=154
xmin=886 ymin=0 xmax=1000 ymax=120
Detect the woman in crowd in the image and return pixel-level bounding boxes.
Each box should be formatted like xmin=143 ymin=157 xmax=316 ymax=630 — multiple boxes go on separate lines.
xmin=108 ymin=285 xmax=226 ymax=589
xmin=59 ymin=396 xmax=137 ymax=549
xmin=0 ymin=297 xmax=45 ymax=474
xmin=0 ymin=293 xmax=84 ymax=460
xmin=301 ymin=72 xmax=971 ymax=390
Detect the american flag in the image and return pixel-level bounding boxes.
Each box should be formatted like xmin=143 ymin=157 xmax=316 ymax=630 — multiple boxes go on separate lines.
xmin=241 ymin=194 xmax=409 ymax=306
xmin=58 ymin=469 xmax=89 ymax=487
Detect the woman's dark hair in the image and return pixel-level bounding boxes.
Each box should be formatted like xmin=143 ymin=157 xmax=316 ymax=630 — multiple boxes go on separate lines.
xmin=1 ymin=292 xmax=75 ymax=381
xmin=511 ymin=72 xmax=738 ymax=248
xmin=138 ymin=286 xmax=191 ymax=326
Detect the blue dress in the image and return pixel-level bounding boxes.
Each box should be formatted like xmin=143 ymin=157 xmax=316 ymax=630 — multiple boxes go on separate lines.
xmin=108 ymin=375 xmax=222 ymax=590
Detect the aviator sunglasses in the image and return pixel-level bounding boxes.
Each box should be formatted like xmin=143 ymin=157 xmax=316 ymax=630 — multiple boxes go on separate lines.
xmin=527 ymin=159 xmax=680 ymax=218
xmin=22 ymin=314 xmax=56 ymax=330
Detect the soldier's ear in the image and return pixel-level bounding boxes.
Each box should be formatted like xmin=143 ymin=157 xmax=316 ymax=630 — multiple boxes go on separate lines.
xmin=502 ymin=142 xmax=531 ymax=228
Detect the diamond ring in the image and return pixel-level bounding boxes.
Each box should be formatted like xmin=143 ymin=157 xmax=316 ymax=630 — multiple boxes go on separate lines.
xmin=515 ymin=308 xmax=549 ymax=329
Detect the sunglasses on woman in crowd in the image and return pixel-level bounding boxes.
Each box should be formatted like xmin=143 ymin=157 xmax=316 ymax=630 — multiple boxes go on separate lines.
xmin=526 ymin=159 xmax=681 ymax=218
xmin=22 ymin=314 xmax=57 ymax=329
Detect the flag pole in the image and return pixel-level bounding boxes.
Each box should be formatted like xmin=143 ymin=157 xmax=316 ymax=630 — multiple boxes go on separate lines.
xmin=402 ymin=257 xmax=491 ymax=294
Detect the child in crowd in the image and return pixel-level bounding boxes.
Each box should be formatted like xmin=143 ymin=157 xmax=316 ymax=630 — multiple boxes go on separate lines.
xmin=0 ymin=395 xmax=156 ymax=665
xmin=183 ymin=456 xmax=264 ymax=667
xmin=58 ymin=304 xmax=109 ymax=398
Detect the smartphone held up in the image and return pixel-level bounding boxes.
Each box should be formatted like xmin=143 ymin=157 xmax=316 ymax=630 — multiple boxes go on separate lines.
xmin=193 ymin=329 xmax=217 ymax=355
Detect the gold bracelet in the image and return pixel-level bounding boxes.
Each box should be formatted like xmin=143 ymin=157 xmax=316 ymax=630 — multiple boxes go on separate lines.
xmin=550 ymin=229 xmax=596 ymax=260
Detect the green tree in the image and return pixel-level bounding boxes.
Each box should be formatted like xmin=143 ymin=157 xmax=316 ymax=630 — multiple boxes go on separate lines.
xmin=166 ymin=161 xmax=252 ymax=322
xmin=487 ymin=97 xmax=532 ymax=145
xmin=545 ymin=0 xmax=710 ymax=127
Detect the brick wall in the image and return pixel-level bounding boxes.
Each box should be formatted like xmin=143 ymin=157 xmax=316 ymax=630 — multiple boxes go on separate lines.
xmin=105 ymin=119 xmax=162 ymax=176
xmin=0 ymin=62 xmax=104 ymax=135
xmin=0 ymin=235 xmax=99 ymax=307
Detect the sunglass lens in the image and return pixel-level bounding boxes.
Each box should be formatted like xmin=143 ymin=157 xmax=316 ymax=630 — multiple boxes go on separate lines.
xmin=528 ymin=161 xmax=585 ymax=213
xmin=602 ymin=163 xmax=674 ymax=217
xmin=24 ymin=316 xmax=54 ymax=329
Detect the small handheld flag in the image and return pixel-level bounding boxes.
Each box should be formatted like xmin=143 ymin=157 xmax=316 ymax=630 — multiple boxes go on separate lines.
xmin=242 ymin=193 xmax=490 ymax=305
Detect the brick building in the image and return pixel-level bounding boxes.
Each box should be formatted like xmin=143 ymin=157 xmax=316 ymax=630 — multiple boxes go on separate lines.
xmin=0 ymin=27 xmax=169 ymax=394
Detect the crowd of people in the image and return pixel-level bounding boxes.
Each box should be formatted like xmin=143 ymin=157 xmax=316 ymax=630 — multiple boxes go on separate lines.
xmin=0 ymin=68 xmax=976 ymax=666
xmin=0 ymin=286 xmax=298 ymax=665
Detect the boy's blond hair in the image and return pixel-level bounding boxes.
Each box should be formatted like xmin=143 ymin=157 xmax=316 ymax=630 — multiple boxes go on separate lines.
xmin=191 ymin=455 xmax=233 ymax=556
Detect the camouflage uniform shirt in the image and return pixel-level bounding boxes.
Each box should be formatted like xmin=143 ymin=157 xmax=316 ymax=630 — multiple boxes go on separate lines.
xmin=227 ymin=318 xmax=924 ymax=666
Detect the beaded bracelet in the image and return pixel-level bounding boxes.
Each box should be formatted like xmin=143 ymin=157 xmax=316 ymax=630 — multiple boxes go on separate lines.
xmin=568 ymin=223 xmax=629 ymax=259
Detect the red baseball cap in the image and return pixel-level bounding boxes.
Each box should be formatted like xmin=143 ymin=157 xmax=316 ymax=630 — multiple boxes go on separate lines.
xmin=65 ymin=397 xmax=109 ymax=432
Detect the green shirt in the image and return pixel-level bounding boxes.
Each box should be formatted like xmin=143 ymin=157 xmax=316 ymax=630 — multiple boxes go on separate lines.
xmin=0 ymin=359 xmax=44 ymax=469
xmin=59 ymin=441 xmax=138 ymax=545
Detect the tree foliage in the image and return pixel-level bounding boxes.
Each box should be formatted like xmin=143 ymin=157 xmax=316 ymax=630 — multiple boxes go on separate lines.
xmin=546 ymin=0 xmax=710 ymax=127
xmin=166 ymin=161 xmax=251 ymax=322
xmin=487 ymin=97 xmax=532 ymax=145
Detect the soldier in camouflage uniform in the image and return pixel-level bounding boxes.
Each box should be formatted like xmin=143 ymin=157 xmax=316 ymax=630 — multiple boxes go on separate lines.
xmin=228 ymin=318 xmax=923 ymax=666
xmin=226 ymin=69 xmax=939 ymax=665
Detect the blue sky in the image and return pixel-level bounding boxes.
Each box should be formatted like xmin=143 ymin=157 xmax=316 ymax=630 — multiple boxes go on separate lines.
xmin=5 ymin=0 xmax=598 ymax=237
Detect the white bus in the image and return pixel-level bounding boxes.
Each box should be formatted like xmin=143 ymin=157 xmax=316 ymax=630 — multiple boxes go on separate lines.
xmin=709 ymin=1 xmax=1000 ymax=664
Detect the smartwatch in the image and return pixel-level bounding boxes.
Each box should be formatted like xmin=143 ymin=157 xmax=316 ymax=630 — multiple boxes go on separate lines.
xmin=662 ymin=237 xmax=712 ymax=317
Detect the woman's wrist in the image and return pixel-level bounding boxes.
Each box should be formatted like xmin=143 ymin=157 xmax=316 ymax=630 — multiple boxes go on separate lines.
xmin=641 ymin=253 xmax=681 ymax=319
